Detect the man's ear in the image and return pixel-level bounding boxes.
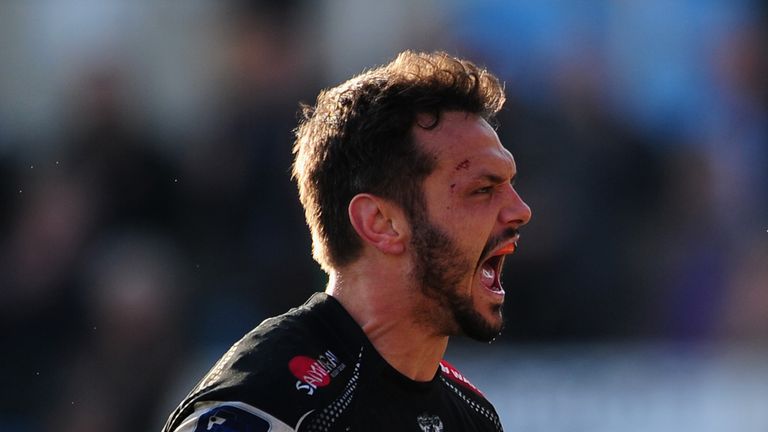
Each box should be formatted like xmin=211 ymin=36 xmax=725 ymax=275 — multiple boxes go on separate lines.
xmin=348 ymin=194 xmax=407 ymax=255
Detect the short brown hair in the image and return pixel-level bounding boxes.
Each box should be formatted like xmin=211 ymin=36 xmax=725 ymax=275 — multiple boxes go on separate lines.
xmin=292 ymin=51 xmax=505 ymax=272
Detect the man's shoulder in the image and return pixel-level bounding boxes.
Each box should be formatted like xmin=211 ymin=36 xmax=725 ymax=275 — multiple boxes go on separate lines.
xmin=164 ymin=294 xmax=363 ymax=432
xmin=217 ymin=306 xmax=324 ymax=377
xmin=197 ymin=297 xmax=358 ymax=403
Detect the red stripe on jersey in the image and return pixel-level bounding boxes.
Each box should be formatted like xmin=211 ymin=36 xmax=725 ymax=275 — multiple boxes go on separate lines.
xmin=439 ymin=359 xmax=484 ymax=396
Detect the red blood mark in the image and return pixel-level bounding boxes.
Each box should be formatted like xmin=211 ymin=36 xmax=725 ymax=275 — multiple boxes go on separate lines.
xmin=455 ymin=159 xmax=470 ymax=170
xmin=450 ymin=183 xmax=456 ymax=192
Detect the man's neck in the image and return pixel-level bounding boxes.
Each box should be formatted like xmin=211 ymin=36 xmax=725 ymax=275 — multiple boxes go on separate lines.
xmin=325 ymin=269 xmax=449 ymax=382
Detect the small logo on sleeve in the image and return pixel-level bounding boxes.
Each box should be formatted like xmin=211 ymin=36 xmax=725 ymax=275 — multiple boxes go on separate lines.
xmin=289 ymin=350 xmax=346 ymax=395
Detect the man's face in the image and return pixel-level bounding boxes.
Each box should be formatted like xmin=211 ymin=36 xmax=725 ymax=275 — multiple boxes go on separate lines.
xmin=409 ymin=112 xmax=531 ymax=341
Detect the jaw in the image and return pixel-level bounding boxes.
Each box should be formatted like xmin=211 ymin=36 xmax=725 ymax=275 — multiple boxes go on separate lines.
xmin=470 ymin=284 xmax=504 ymax=327
xmin=464 ymin=284 xmax=505 ymax=340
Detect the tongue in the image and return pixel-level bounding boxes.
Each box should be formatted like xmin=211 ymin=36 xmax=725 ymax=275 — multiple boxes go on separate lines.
xmin=480 ymin=262 xmax=495 ymax=288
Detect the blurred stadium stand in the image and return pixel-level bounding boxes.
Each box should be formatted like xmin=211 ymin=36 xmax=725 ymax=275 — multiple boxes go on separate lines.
xmin=0 ymin=1 xmax=766 ymax=431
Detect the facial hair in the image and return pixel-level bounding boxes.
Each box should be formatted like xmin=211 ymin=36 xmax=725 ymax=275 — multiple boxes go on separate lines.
xmin=409 ymin=216 xmax=504 ymax=342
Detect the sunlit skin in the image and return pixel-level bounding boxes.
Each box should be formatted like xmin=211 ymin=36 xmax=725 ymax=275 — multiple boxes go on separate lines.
xmin=414 ymin=111 xmax=532 ymax=336
xmin=327 ymin=111 xmax=531 ymax=382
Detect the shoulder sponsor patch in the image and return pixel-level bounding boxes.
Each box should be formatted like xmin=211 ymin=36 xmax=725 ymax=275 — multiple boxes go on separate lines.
xmin=439 ymin=359 xmax=484 ymax=396
xmin=194 ymin=405 xmax=269 ymax=432
xmin=289 ymin=349 xmax=346 ymax=396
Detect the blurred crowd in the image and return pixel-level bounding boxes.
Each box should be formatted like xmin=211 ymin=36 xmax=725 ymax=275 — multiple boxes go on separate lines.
xmin=0 ymin=1 xmax=766 ymax=431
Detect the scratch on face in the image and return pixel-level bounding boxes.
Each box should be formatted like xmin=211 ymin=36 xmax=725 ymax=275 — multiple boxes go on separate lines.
xmin=455 ymin=159 xmax=470 ymax=170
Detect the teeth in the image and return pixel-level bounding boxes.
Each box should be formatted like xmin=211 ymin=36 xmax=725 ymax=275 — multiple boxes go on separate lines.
xmin=482 ymin=267 xmax=495 ymax=279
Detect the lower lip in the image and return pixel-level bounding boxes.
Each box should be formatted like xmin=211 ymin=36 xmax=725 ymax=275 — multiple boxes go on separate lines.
xmin=479 ymin=274 xmax=505 ymax=298
xmin=484 ymin=285 xmax=505 ymax=298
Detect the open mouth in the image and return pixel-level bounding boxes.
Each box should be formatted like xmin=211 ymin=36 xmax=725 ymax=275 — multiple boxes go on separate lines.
xmin=478 ymin=241 xmax=517 ymax=295
xmin=479 ymin=254 xmax=505 ymax=293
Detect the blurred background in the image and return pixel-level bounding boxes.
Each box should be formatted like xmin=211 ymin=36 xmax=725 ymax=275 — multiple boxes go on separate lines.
xmin=1 ymin=0 xmax=766 ymax=431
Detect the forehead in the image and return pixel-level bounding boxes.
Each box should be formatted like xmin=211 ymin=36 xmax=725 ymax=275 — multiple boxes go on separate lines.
xmin=413 ymin=111 xmax=515 ymax=176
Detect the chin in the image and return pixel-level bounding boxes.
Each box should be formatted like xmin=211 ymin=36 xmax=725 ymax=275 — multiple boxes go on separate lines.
xmin=454 ymin=302 xmax=504 ymax=343
xmin=482 ymin=307 xmax=504 ymax=336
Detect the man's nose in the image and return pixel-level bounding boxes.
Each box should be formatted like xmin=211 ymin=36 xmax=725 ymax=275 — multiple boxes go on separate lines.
xmin=499 ymin=186 xmax=532 ymax=227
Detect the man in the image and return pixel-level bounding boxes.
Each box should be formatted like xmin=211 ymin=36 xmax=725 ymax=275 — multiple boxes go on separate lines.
xmin=163 ymin=51 xmax=531 ymax=432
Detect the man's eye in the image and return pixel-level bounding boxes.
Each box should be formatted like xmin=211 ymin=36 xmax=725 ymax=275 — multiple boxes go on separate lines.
xmin=474 ymin=186 xmax=493 ymax=194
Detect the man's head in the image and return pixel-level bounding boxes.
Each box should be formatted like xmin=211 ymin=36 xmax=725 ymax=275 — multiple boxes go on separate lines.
xmin=293 ymin=51 xmax=531 ymax=341
xmin=293 ymin=51 xmax=505 ymax=272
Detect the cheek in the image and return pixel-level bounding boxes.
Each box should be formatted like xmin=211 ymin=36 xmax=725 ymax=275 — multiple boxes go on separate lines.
xmin=454 ymin=224 xmax=493 ymax=267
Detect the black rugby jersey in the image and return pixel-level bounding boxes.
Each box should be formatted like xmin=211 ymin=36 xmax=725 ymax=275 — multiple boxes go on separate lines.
xmin=163 ymin=293 xmax=503 ymax=432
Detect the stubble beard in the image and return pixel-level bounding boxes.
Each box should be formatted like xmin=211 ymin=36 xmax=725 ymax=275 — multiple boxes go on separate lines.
xmin=409 ymin=215 xmax=504 ymax=343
